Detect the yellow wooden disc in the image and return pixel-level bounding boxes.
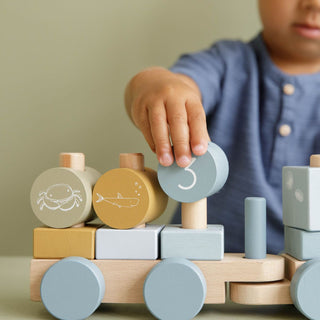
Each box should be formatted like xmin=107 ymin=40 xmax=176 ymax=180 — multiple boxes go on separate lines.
xmin=93 ymin=168 xmax=167 ymax=229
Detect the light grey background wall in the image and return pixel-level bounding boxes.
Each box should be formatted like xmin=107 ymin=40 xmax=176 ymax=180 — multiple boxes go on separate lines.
xmin=1 ymin=0 xmax=261 ymax=255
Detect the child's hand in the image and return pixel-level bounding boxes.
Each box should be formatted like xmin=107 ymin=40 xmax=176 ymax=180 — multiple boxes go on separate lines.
xmin=125 ymin=67 xmax=210 ymax=168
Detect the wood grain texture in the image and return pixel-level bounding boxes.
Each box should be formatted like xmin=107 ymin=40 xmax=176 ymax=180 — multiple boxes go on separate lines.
xmin=31 ymin=253 xmax=285 ymax=304
xmin=181 ymin=198 xmax=207 ymax=229
xmin=33 ymin=226 xmax=100 ymax=259
xmin=282 ymin=253 xmax=305 ymax=281
xmin=229 ymin=279 xmax=292 ymax=305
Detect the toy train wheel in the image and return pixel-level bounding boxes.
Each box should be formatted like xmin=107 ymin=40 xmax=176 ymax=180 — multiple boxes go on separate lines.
xmin=40 ymin=257 xmax=105 ymax=320
xmin=143 ymin=258 xmax=206 ymax=320
xmin=291 ymin=259 xmax=320 ymax=320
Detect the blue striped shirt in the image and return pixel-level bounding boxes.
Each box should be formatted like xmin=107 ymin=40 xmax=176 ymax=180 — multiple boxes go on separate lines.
xmin=170 ymin=33 xmax=320 ymax=254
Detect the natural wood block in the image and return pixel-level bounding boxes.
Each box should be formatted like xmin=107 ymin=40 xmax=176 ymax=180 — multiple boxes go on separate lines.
xmin=33 ymin=226 xmax=100 ymax=259
xmin=93 ymin=168 xmax=168 ymax=229
xmin=229 ymin=279 xmax=292 ymax=305
xmin=30 ymin=253 xmax=285 ymax=305
xmin=95 ymin=224 xmax=164 ymax=260
xmin=282 ymin=253 xmax=305 ymax=281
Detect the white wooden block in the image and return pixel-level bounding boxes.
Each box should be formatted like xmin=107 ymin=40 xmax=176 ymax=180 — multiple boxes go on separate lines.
xmin=95 ymin=224 xmax=164 ymax=260
xmin=283 ymin=167 xmax=320 ymax=231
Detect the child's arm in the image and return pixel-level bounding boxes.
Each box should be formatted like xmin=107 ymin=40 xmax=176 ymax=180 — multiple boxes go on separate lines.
xmin=125 ymin=66 xmax=210 ymax=168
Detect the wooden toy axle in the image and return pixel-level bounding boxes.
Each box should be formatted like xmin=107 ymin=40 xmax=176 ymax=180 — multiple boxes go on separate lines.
xmin=30 ymin=254 xmax=284 ymax=304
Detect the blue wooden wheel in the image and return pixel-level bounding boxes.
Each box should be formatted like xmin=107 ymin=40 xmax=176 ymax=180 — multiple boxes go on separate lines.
xmin=144 ymin=257 xmax=207 ymax=320
xmin=291 ymin=259 xmax=320 ymax=320
xmin=41 ymin=257 xmax=105 ymax=320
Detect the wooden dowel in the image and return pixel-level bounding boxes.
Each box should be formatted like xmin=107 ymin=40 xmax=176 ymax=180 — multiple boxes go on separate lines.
xmin=59 ymin=153 xmax=85 ymax=171
xmin=119 ymin=153 xmax=144 ymax=171
xmin=181 ymin=198 xmax=207 ymax=229
xmin=310 ymin=155 xmax=320 ymax=168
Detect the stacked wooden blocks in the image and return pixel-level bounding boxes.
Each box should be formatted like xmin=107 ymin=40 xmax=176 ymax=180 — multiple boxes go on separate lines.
xmin=158 ymin=142 xmax=228 ymax=261
xmin=31 ymin=153 xmax=101 ymax=259
xmin=283 ymin=155 xmax=320 ymax=260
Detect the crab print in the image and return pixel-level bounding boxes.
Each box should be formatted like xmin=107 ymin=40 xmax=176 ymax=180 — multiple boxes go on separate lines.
xmin=37 ymin=183 xmax=83 ymax=212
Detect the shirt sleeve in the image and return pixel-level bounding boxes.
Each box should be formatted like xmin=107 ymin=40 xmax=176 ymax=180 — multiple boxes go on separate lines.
xmin=170 ymin=43 xmax=226 ymax=114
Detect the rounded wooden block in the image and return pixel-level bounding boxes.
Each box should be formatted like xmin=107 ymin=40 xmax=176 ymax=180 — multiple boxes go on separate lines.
xmin=158 ymin=142 xmax=229 ymax=202
xmin=291 ymin=259 xmax=320 ymax=320
xmin=93 ymin=167 xmax=168 ymax=229
xmin=31 ymin=167 xmax=100 ymax=228
xmin=41 ymin=257 xmax=105 ymax=320
xmin=144 ymin=257 xmax=206 ymax=320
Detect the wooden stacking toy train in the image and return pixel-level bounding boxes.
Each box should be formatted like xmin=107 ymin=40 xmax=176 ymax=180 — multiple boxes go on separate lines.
xmin=30 ymin=143 xmax=320 ymax=320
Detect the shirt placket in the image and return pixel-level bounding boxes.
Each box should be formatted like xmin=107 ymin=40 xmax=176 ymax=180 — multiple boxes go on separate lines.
xmin=268 ymin=80 xmax=296 ymax=186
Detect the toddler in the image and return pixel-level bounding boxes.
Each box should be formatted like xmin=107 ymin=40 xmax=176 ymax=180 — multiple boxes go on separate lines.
xmin=124 ymin=0 xmax=320 ymax=253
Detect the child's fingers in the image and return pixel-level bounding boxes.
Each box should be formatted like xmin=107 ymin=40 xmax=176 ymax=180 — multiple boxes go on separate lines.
xmin=166 ymin=100 xmax=191 ymax=167
xmin=186 ymin=100 xmax=209 ymax=156
xmin=148 ymin=104 xmax=173 ymax=166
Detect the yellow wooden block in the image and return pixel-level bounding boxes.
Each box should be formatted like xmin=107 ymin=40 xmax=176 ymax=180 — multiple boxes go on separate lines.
xmin=33 ymin=226 xmax=100 ymax=259
xmin=92 ymin=168 xmax=168 ymax=229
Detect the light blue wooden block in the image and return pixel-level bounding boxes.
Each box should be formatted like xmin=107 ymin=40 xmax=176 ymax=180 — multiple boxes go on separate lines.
xmin=245 ymin=197 xmax=266 ymax=259
xmin=283 ymin=166 xmax=320 ymax=231
xmin=291 ymin=259 xmax=320 ymax=320
xmin=95 ymin=224 xmax=164 ymax=260
xmin=161 ymin=224 xmax=224 ymax=260
xmin=144 ymin=257 xmax=206 ymax=320
xmin=158 ymin=142 xmax=229 ymax=203
xmin=41 ymin=256 xmax=105 ymax=320
xmin=284 ymin=226 xmax=320 ymax=260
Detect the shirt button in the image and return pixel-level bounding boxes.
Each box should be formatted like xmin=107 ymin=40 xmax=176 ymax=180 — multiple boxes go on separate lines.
xmin=279 ymin=124 xmax=292 ymax=137
xmin=283 ymin=84 xmax=295 ymax=95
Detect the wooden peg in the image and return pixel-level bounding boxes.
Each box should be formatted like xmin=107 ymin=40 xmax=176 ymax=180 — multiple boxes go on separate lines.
xmin=119 ymin=153 xmax=144 ymax=171
xmin=59 ymin=153 xmax=85 ymax=171
xmin=310 ymin=155 xmax=320 ymax=168
xmin=181 ymin=198 xmax=207 ymax=229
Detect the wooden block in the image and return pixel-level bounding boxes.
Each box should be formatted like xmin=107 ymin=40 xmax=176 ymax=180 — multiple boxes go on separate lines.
xmin=93 ymin=167 xmax=168 ymax=229
xmin=291 ymin=259 xmax=320 ymax=320
xmin=30 ymin=166 xmax=100 ymax=228
xmin=284 ymin=225 xmax=320 ymax=260
xmin=229 ymin=279 xmax=292 ymax=305
xmin=283 ymin=166 xmax=320 ymax=231
xmin=95 ymin=224 xmax=164 ymax=260
xmin=158 ymin=142 xmax=229 ymax=203
xmin=40 ymin=257 xmax=105 ymax=320
xmin=282 ymin=253 xmax=305 ymax=280
xmin=144 ymin=258 xmax=206 ymax=320
xmin=161 ymin=224 xmax=224 ymax=260
xmin=30 ymin=253 xmax=285 ymax=305
xmin=33 ymin=226 xmax=100 ymax=259
xmin=181 ymin=198 xmax=207 ymax=229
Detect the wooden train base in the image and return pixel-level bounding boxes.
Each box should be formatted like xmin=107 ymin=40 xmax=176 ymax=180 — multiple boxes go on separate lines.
xmin=29 ymin=150 xmax=320 ymax=319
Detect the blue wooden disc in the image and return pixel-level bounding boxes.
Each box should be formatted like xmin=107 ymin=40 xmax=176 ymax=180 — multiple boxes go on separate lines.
xmin=41 ymin=257 xmax=105 ymax=320
xmin=291 ymin=259 xmax=320 ymax=320
xmin=157 ymin=142 xmax=229 ymax=202
xmin=144 ymin=257 xmax=206 ymax=320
